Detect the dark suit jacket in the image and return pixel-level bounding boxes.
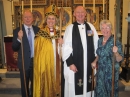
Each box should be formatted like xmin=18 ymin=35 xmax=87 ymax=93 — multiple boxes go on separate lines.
xmin=12 ymin=25 xmax=40 ymax=70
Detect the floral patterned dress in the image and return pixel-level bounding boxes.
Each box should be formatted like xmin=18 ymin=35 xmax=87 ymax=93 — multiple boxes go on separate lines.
xmin=94 ymin=36 xmax=123 ymax=97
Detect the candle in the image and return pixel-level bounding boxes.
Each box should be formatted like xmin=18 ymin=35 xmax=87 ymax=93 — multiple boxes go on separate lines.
xmin=128 ymin=2 xmax=130 ymax=13
xmin=62 ymin=0 xmax=63 ymax=7
xmin=11 ymin=0 xmax=14 ymax=15
xmin=83 ymin=0 xmax=85 ymax=7
xmin=30 ymin=0 xmax=32 ymax=12
xmin=22 ymin=0 xmax=24 ymax=14
xmin=56 ymin=0 xmax=58 ymax=6
xmin=66 ymin=0 xmax=67 ymax=7
xmin=93 ymin=0 xmax=95 ymax=13
xmin=103 ymin=0 xmax=105 ymax=13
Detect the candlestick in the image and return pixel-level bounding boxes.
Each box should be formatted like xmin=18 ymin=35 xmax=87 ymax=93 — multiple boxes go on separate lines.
xmin=103 ymin=0 xmax=105 ymax=13
xmin=12 ymin=15 xmax=15 ymax=29
xmin=22 ymin=0 xmax=24 ymax=14
xmin=11 ymin=0 xmax=14 ymax=15
xmin=93 ymin=0 xmax=95 ymax=13
xmin=30 ymin=0 xmax=32 ymax=12
xmin=102 ymin=13 xmax=105 ymax=19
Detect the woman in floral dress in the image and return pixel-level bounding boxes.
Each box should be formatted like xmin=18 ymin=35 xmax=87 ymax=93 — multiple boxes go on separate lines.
xmin=91 ymin=20 xmax=123 ymax=97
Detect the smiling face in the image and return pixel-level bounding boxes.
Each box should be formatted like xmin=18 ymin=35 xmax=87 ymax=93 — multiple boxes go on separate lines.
xmin=73 ymin=6 xmax=87 ymax=24
xmin=101 ymin=23 xmax=112 ymax=38
xmin=22 ymin=10 xmax=33 ymax=27
xmin=46 ymin=15 xmax=56 ymax=28
xmin=100 ymin=20 xmax=112 ymax=38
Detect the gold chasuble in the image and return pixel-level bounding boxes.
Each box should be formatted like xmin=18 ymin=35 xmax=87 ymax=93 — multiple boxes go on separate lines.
xmin=33 ymin=26 xmax=60 ymax=97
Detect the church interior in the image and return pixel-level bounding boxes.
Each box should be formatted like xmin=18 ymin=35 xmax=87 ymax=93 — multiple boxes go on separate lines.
xmin=0 ymin=0 xmax=130 ymax=97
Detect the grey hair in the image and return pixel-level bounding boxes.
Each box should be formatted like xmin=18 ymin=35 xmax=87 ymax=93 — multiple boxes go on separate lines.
xmin=100 ymin=20 xmax=112 ymax=30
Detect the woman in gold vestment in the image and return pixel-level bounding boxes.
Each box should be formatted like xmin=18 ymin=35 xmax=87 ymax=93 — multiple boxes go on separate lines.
xmin=33 ymin=5 xmax=62 ymax=97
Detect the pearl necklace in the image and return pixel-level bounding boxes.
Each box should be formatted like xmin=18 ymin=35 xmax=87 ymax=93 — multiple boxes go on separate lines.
xmin=103 ymin=38 xmax=107 ymax=43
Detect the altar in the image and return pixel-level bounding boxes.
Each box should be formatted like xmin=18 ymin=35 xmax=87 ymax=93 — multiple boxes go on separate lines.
xmin=4 ymin=36 xmax=19 ymax=71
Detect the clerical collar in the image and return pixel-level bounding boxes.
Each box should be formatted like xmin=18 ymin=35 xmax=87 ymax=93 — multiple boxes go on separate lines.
xmin=76 ymin=22 xmax=85 ymax=25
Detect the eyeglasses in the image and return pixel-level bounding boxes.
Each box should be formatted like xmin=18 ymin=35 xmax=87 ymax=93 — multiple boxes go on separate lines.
xmin=101 ymin=27 xmax=110 ymax=30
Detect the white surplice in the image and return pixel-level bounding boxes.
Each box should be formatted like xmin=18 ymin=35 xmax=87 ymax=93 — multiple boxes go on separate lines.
xmin=62 ymin=22 xmax=99 ymax=97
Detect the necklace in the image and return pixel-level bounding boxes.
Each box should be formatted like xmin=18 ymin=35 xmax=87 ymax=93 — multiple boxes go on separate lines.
xmin=103 ymin=38 xmax=107 ymax=42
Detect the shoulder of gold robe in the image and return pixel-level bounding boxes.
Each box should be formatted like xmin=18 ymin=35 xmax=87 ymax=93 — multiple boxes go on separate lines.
xmin=35 ymin=29 xmax=60 ymax=39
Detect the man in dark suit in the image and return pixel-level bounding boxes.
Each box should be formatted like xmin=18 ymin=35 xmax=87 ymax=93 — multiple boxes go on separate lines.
xmin=12 ymin=10 xmax=40 ymax=97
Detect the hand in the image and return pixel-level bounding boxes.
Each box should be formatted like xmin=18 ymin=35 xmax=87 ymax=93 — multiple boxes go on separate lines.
xmin=91 ymin=61 xmax=96 ymax=69
xmin=113 ymin=46 xmax=118 ymax=53
xmin=58 ymin=37 xmax=63 ymax=45
xmin=69 ymin=64 xmax=78 ymax=73
xmin=18 ymin=30 xmax=23 ymax=40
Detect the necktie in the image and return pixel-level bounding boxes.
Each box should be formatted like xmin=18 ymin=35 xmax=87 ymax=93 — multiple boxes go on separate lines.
xmin=28 ymin=28 xmax=32 ymax=57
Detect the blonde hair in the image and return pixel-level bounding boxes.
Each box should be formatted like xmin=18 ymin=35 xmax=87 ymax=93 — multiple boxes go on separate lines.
xmin=42 ymin=15 xmax=58 ymax=28
xmin=100 ymin=20 xmax=112 ymax=30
